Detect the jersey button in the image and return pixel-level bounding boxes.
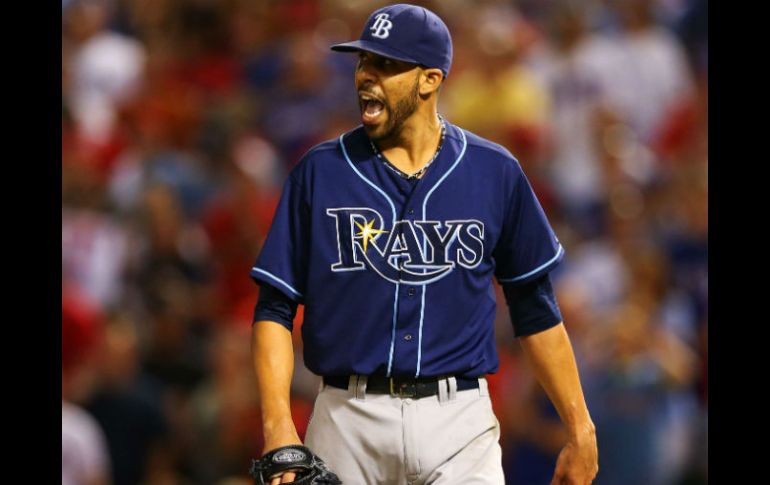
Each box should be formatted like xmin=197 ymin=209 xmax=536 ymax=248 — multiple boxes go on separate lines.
xmin=404 ymin=334 xmax=413 ymax=341
xmin=407 ymin=288 xmax=416 ymax=297
xmin=408 ymin=208 xmax=415 ymax=215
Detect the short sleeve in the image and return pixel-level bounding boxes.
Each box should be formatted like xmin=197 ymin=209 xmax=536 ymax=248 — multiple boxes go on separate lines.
xmin=250 ymin=174 xmax=309 ymax=303
xmin=253 ymin=283 xmax=299 ymax=331
xmin=493 ymin=162 xmax=564 ymax=285
xmin=502 ymin=274 xmax=563 ymax=337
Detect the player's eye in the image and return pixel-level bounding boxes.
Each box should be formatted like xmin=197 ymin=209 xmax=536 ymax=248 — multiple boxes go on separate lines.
xmin=357 ymin=53 xmax=374 ymax=70
xmin=374 ymin=58 xmax=395 ymax=72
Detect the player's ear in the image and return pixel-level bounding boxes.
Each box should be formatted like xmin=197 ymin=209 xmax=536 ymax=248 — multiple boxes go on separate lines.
xmin=419 ymin=68 xmax=443 ymax=96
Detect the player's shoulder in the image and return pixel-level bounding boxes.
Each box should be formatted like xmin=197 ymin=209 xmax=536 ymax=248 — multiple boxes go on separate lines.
xmin=461 ymin=129 xmax=512 ymax=157
xmin=455 ymin=126 xmax=524 ymax=173
xmin=287 ymin=132 xmax=350 ymax=182
xmin=288 ymin=126 xmax=371 ymax=187
xmin=295 ymin=126 xmax=369 ymax=166
xmin=298 ymin=137 xmax=343 ymax=164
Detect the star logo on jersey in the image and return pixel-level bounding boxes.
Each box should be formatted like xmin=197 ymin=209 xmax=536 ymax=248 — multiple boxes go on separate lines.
xmin=354 ymin=218 xmax=388 ymax=253
xmin=327 ymin=207 xmax=484 ymax=285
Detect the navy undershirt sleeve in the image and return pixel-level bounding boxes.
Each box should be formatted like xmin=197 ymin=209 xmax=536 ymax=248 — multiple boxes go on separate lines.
xmin=253 ymin=283 xmax=299 ymax=332
xmin=502 ymin=273 xmax=563 ymax=337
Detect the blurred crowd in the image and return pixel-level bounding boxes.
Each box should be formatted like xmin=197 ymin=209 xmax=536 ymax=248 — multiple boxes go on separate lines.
xmin=61 ymin=0 xmax=707 ymax=484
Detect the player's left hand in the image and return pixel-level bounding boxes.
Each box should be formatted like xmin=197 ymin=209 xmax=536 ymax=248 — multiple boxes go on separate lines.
xmin=550 ymin=427 xmax=598 ymax=485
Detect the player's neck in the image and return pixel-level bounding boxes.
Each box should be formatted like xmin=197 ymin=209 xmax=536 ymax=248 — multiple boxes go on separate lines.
xmin=377 ymin=109 xmax=443 ymax=175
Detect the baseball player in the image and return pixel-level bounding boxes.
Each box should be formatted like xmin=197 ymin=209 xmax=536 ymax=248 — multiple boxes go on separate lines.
xmin=249 ymin=4 xmax=598 ymax=485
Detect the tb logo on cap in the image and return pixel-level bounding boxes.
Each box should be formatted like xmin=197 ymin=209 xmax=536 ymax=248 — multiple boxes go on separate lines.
xmin=370 ymin=13 xmax=393 ymax=39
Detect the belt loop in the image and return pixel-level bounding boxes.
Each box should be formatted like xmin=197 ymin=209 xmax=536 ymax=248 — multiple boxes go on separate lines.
xmin=347 ymin=375 xmax=357 ymax=398
xmin=318 ymin=379 xmax=325 ymax=394
xmin=355 ymin=375 xmax=368 ymax=400
xmin=438 ymin=376 xmax=449 ymax=405
xmin=478 ymin=376 xmax=489 ymax=397
xmin=447 ymin=376 xmax=457 ymax=401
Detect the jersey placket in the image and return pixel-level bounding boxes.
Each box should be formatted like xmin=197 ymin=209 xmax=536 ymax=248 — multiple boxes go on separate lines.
xmin=386 ymin=163 xmax=438 ymax=377
xmin=354 ymin=125 xmax=465 ymax=378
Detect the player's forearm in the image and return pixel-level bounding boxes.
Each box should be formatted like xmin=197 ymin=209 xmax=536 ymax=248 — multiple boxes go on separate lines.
xmin=519 ymin=323 xmax=595 ymax=440
xmin=252 ymin=320 xmax=301 ymax=446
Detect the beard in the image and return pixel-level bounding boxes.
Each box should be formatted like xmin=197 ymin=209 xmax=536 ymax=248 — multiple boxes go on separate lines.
xmin=365 ymin=77 xmax=420 ymax=142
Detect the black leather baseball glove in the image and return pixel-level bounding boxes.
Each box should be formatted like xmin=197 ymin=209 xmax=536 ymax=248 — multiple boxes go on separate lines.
xmin=249 ymin=445 xmax=343 ymax=485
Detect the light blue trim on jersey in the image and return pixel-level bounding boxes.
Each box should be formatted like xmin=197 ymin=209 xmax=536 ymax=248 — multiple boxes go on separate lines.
xmin=339 ymin=132 xmax=400 ymax=378
xmin=415 ymin=288 xmax=426 ymax=377
xmin=388 ymin=282 xmax=399 ymax=377
xmin=251 ymin=267 xmax=303 ymax=299
xmin=422 ymin=128 xmax=469 ymax=216
xmin=416 ymin=128 xmax=468 ymax=378
xmin=497 ymin=244 xmax=565 ymax=283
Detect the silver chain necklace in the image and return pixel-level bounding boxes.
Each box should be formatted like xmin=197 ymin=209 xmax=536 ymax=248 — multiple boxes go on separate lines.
xmin=369 ymin=115 xmax=447 ymax=181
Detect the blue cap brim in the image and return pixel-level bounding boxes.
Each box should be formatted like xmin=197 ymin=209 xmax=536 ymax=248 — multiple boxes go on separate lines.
xmin=330 ymin=40 xmax=421 ymax=66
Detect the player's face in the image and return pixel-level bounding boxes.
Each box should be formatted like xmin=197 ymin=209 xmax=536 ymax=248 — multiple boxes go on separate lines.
xmin=355 ymin=51 xmax=422 ymax=141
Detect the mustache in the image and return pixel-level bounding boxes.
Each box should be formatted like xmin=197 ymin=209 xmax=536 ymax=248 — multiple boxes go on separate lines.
xmin=357 ymin=87 xmax=385 ymax=102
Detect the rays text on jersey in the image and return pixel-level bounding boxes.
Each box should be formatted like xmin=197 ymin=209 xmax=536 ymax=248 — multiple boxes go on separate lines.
xmin=327 ymin=207 xmax=484 ymax=285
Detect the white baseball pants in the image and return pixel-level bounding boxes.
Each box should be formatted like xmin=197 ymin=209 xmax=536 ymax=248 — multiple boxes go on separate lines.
xmin=304 ymin=376 xmax=505 ymax=485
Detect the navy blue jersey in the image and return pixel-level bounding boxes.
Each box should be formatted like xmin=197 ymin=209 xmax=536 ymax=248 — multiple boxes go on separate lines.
xmin=251 ymin=121 xmax=564 ymax=378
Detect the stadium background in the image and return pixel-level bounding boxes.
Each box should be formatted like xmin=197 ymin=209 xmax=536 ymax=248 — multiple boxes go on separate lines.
xmin=61 ymin=0 xmax=707 ymax=484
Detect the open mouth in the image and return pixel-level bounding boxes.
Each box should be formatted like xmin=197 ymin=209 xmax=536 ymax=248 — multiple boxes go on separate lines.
xmin=359 ymin=93 xmax=385 ymax=125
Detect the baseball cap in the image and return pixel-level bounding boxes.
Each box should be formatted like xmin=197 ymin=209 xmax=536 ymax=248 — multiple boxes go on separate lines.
xmin=330 ymin=3 xmax=453 ymax=78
